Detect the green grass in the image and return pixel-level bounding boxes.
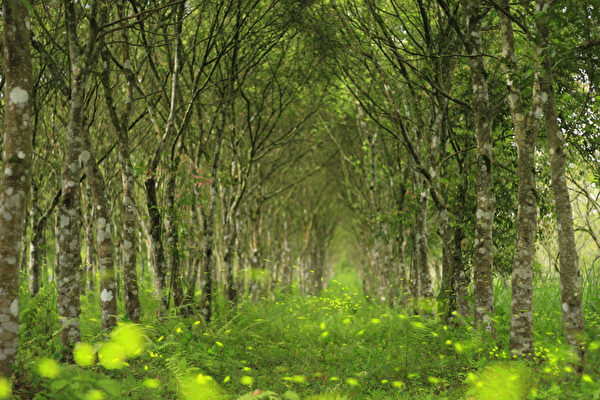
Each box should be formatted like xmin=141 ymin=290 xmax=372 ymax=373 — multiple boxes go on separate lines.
xmin=9 ymin=273 xmax=600 ymax=399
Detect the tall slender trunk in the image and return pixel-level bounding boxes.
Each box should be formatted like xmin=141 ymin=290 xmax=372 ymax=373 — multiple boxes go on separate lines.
xmin=223 ymin=219 xmax=238 ymax=305
xmin=0 ymin=0 xmax=33 ymax=376
xmin=29 ymin=220 xmax=45 ymax=297
xmin=143 ymin=2 xmax=185 ymax=314
xmin=463 ymin=0 xmax=496 ymax=330
xmin=184 ymin=203 xmax=203 ymax=309
xmin=454 ymin=176 xmax=470 ymax=318
xmin=81 ymin=129 xmax=117 ymax=331
xmin=29 ymin=191 xmax=61 ymax=296
xmin=57 ymin=0 xmax=106 ymax=359
xmin=84 ymin=204 xmax=96 ymax=292
xmin=536 ymin=0 xmax=585 ymax=367
xmin=416 ymin=188 xmax=432 ymax=297
xmin=145 ymin=178 xmax=168 ymax=312
xmin=165 ymin=167 xmax=184 ymax=311
xmin=200 ymin=130 xmax=223 ymax=322
xmin=200 ymin=200 xmax=215 ymax=322
xmin=498 ymin=0 xmax=541 ymax=358
xmin=119 ymin=152 xmax=141 ymax=321
xmin=57 ymin=44 xmax=85 ymax=361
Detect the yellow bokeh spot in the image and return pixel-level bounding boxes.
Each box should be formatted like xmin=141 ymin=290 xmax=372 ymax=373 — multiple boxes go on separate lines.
xmin=111 ymin=323 xmax=145 ymax=358
xmin=454 ymin=342 xmax=464 ymax=353
xmin=0 ymin=378 xmax=11 ymax=399
xmin=98 ymin=342 xmax=126 ymax=370
xmin=412 ymin=321 xmax=425 ymax=329
xmin=240 ymin=376 xmax=254 ymax=386
xmin=83 ymin=389 xmax=105 ymax=400
xmin=371 ymin=318 xmax=381 ymax=324
xmin=392 ymin=380 xmax=404 ymax=389
xmin=143 ymin=378 xmax=160 ymax=389
xmin=346 ymin=377 xmax=359 ymax=386
xmin=179 ymin=373 xmax=223 ymax=400
xmin=465 ymin=362 xmax=531 ymax=400
xmin=74 ymin=342 xmax=96 ymax=367
xmin=196 ymin=374 xmax=213 ymax=385
xmin=321 ymin=331 xmax=329 ymax=338
xmin=38 ymin=358 xmax=61 ymax=378
xmin=582 ymin=374 xmax=594 ymax=383
xmin=342 ymin=318 xmax=351 ymax=324
xmin=223 ymin=376 xmax=230 ymax=383
xmin=216 ymin=341 xmax=223 ymax=347
xmin=320 ymin=322 xmax=326 ymax=330
xmin=283 ymin=375 xmax=306 ymax=383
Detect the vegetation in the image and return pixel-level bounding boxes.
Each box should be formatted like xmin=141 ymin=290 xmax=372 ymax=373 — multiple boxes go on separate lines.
xmin=0 ymin=0 xmax=599 ymax=398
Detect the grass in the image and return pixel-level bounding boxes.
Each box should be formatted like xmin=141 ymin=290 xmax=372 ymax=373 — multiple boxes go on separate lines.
xmin=8 ymin=270 xmax=600 ymax=399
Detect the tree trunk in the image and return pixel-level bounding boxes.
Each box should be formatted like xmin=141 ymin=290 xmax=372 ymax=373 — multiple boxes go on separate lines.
xmin=29 ymin=220 xmax=44 ymax=297
xmin=29 ymin=190 xmax=61 ymax=296
xmin=98 ymin=8 xmax=142 ymax=321
xmin=498 ymin=0 xmax=541 ymax=358
xmin=416 ymin=188 xmax=432 ymax=297
xmin=184 ymin=203 xmax=203 ymax=311
xmin=145 ymin=178 xmax=168 ymax=312
xmin=200 ymin=200 xmax=215 ymax=322
xmin=82 ymin=185 xmax=95 ymax=293
xmin=57 ymin=0 xmax=106 ymax=360
xmin=223 ymin=218 xmax=238 ymax=305
xmin=0 ymin=0 xmax=33 ymax=376
xmin=81 ymin=129 xmax=117 ymax=331
xmin=463 ymin=0 xmax=496 ymax=330
xmin=119 ymin=151 xmax=141 ymax=322
xmin=165 ymin=168 xmax=184 ymax=311
xmin=536 ymin=0 xmax=585 ymax=367
xmin=200 ymin=130 xmax=223 ymax=321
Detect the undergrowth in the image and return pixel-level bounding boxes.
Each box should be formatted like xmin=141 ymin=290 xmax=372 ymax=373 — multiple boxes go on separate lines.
xmin=5 ymin=273 xmax=600 ymax=399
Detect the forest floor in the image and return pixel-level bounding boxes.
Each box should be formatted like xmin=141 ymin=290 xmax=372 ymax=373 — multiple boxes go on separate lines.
xmin=11 ymin=271 xmax=600 ymax=399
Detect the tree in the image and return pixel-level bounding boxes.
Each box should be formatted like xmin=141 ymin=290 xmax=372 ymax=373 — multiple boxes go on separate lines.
xmin=0 ymin=0 xmax=34 ymax=377
xmin=536 ymin=0 xmax=585 ymax=368
xmin=56 ymin=0 xmax=106 ymax=356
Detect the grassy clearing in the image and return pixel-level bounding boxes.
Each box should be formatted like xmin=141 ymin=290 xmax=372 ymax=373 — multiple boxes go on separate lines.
xmin=9 ymin=272 xmax=600 ymax=399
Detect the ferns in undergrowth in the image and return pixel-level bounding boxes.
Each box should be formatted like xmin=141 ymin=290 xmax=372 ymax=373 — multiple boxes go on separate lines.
xmin=19 ymin=283 xmax=61 ymax=360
